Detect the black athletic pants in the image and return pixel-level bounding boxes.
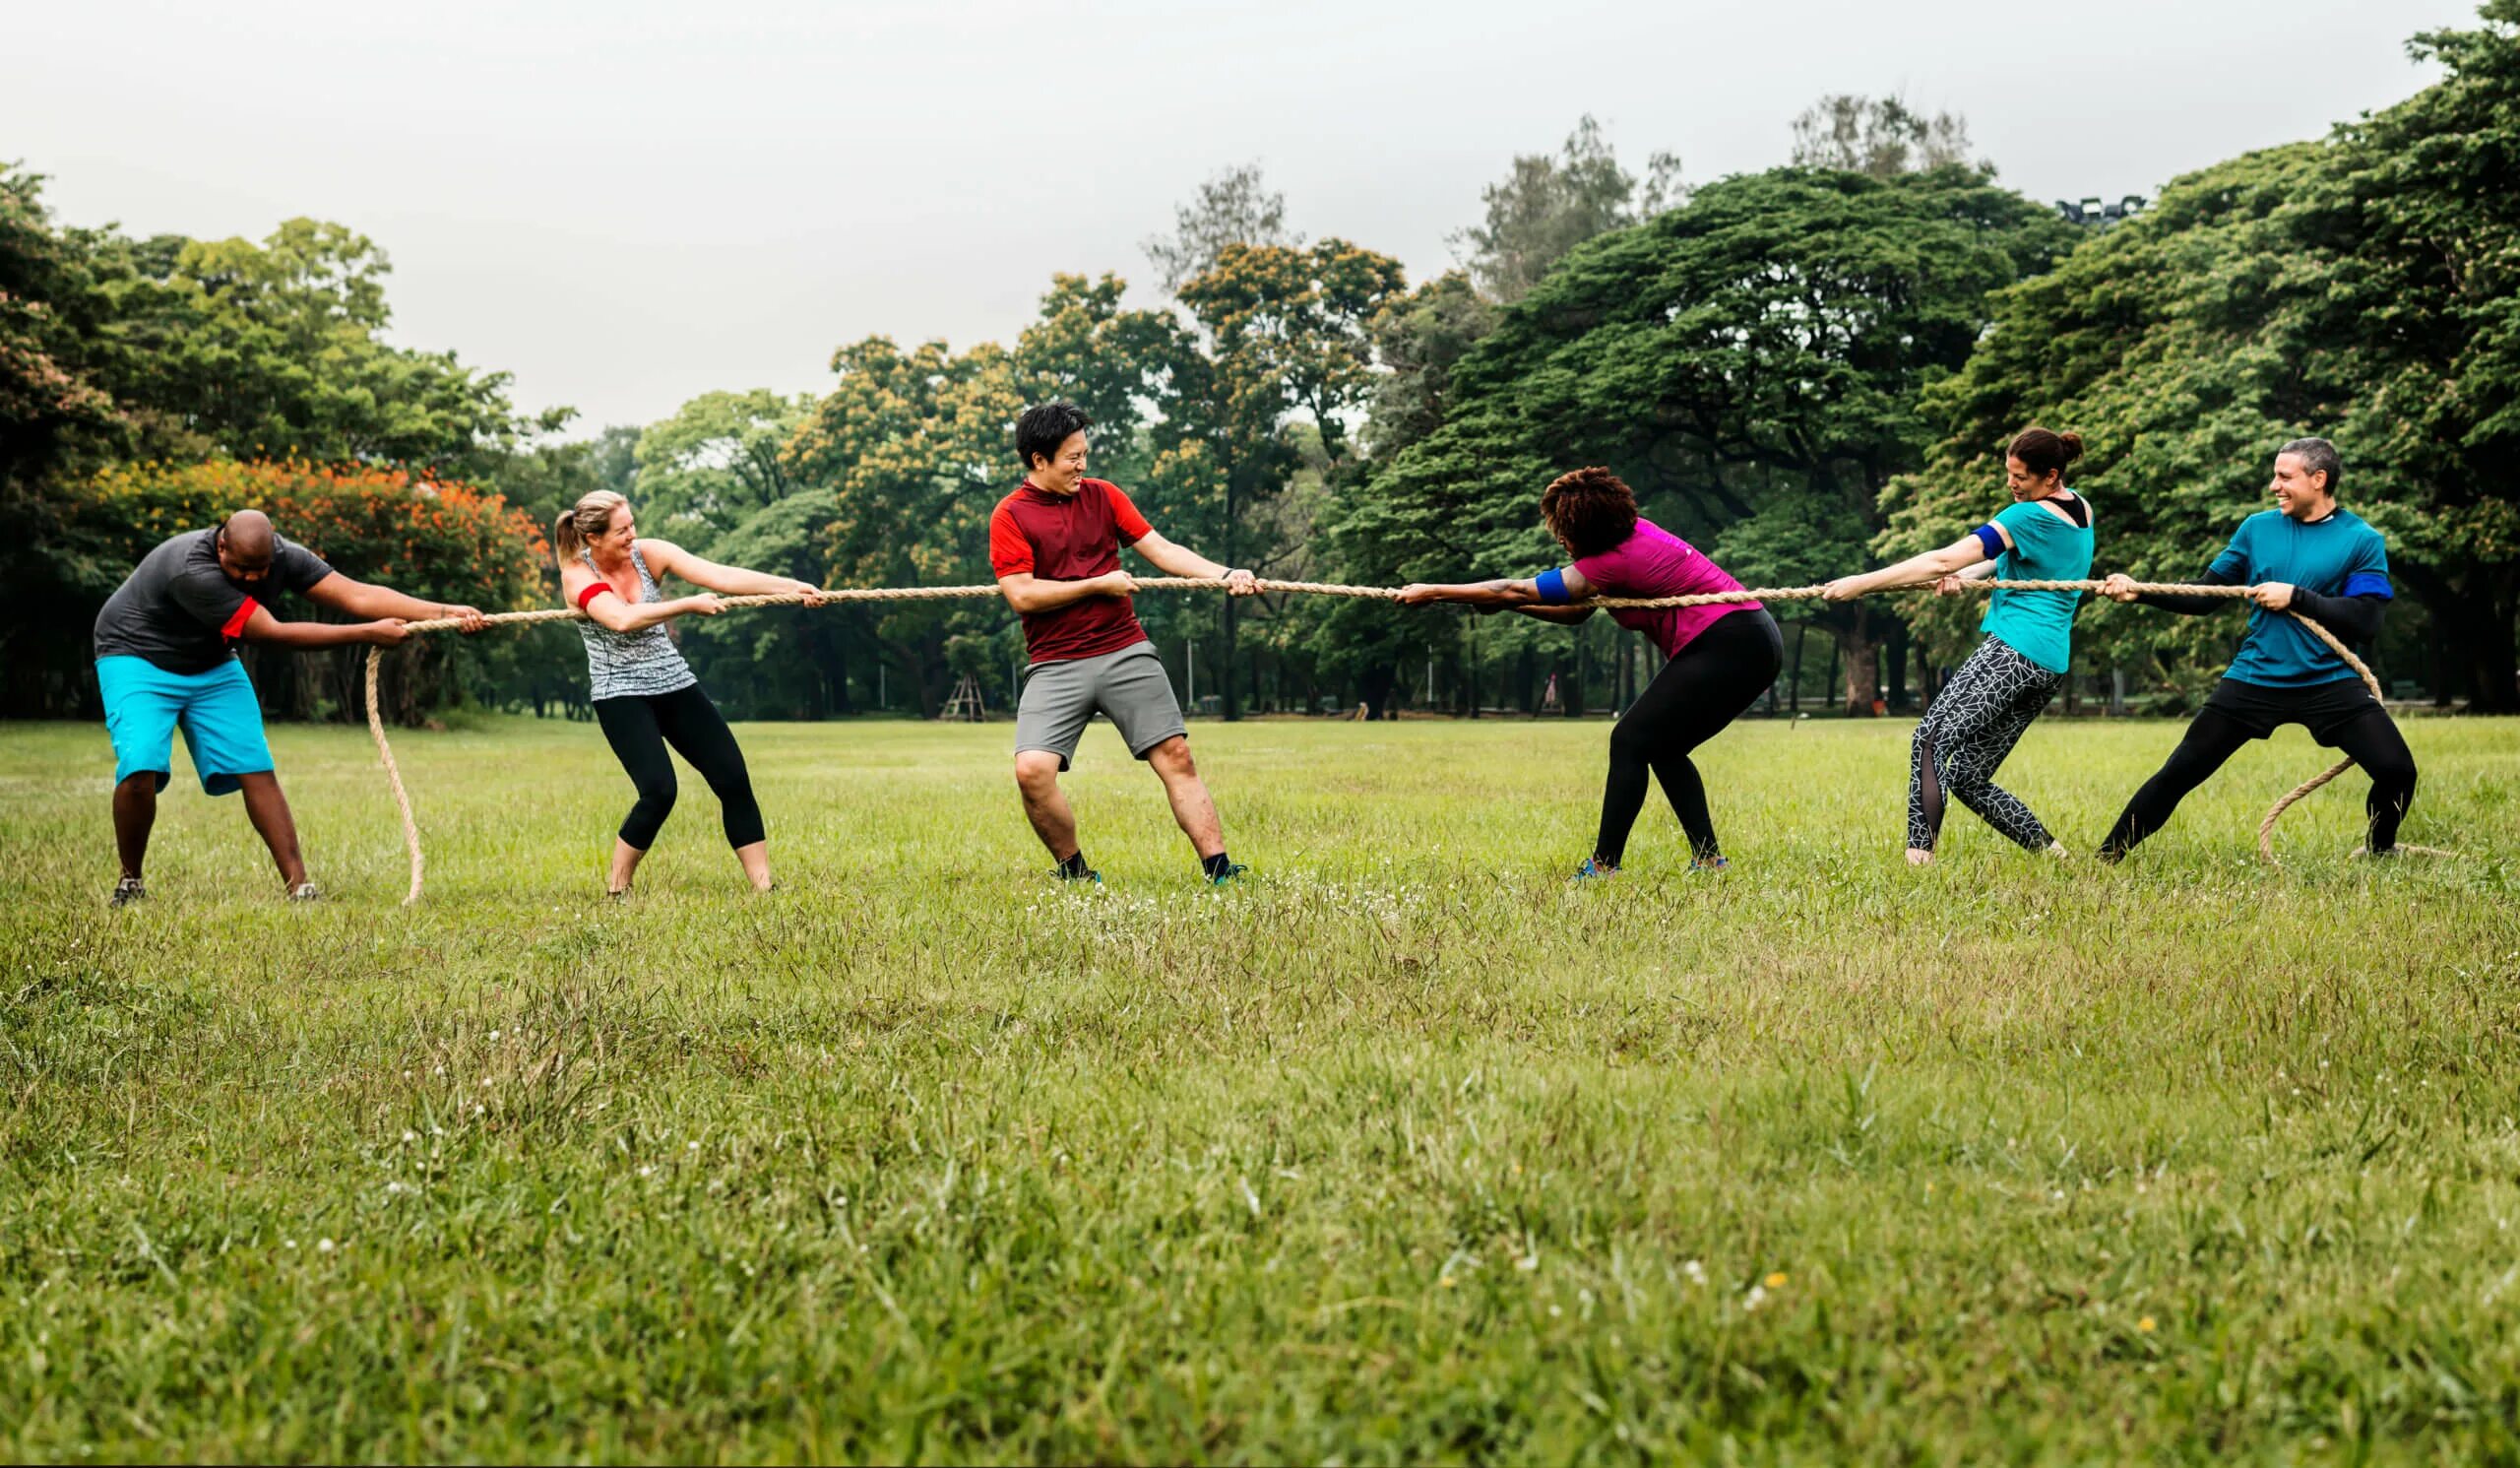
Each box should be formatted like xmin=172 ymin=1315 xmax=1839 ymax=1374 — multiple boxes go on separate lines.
xmin=1596 ymin=609 xmax=1784 ymax=866
xmin=594 ymin=684 xmax=766 ymax=852
xmin=2100 ymin=677 xmax=2417 ymax=859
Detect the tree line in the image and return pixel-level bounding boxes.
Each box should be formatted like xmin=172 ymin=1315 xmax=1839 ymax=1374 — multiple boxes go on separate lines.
xmin=6 ymin=1 xmax=2513 ymax=723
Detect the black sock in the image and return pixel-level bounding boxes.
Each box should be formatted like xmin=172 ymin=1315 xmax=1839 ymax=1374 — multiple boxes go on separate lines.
xmin=1056 ymin=851 xmax=1093 ymax=879
xmin=1202 ymin=852 xmax=1233 ymax=880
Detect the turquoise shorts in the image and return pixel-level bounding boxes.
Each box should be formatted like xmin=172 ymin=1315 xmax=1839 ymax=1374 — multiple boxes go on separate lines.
xmin=96 ymin=656 xmax=274 ymax=796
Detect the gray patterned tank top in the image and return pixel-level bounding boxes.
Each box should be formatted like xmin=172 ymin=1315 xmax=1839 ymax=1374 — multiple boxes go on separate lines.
xmin=577 ymin=545 xmax=697 ymax=700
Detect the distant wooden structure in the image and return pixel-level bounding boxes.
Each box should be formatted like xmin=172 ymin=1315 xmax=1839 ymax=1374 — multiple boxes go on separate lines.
xmin=941 ymin=672 xmax=987 ymax=723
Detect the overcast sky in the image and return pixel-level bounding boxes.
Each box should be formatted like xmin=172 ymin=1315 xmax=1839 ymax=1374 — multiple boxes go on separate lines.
xmin=7 ymin=0 xmax=2469 ymax=432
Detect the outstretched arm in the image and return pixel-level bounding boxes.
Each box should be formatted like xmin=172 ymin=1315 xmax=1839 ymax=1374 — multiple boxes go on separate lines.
xmin=303 ymin=572 xmax=487 ymax=631
xmin=1398 ymin=568 xmax=1598 ymax=624
xmin=639 ymin=539 xmax=825 ymax=603
xmin=1127 ymin=531 xmax=1259 ymax=595
xmin=237 ymin=604 xmax=408 ymax=650
xmin=1822 ymin=532 xmax=1991 ymax=602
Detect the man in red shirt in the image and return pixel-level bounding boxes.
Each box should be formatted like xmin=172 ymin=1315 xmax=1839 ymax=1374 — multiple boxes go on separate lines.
xmin=989 ymin=402 xmax=1257 ymax=885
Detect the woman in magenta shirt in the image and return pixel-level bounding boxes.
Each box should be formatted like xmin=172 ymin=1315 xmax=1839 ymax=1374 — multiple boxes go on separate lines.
xmin=1402 ymin=467 xmax=1783 ymax=877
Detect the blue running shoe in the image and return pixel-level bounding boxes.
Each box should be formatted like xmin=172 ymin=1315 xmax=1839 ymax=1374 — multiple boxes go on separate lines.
xmin=1572 ymin=857 xmax=1620 ymax=882
xmin=1207 ymin=862 xmax=1249 ymax=887
xmin=1689 ymin=856 xmax=1731 ymax=874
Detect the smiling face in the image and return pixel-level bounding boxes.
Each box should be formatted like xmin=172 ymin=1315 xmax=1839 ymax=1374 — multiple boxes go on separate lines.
xmin=2269 ymin=452 xmax=2334 ymax=521
xmin=1029 ymin=431 xmax=1090 ymax=496
xmin=2004 ymin=455 xmax=2060 ymax=502
xmin=594 ymin=503 xmax=638 ymax=558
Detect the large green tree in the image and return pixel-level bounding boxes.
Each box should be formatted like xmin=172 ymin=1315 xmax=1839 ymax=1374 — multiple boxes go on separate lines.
xmin=1172 ymin=238 xmax=1408 ymax=718
xmin=101 ymin=219 xmax=565 ymax=474
xmin=1881 ymin=3 xmax=2520 ymax=712
xmin=1373 ymin=166 xmax=2076 ymax=714
xmin=1451 ymin=116 xmax=1683 ymax=304
xmin=2328 ymin=0 xmax=2520 ymax=707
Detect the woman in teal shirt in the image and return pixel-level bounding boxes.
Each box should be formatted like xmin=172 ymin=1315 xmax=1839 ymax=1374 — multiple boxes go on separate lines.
xmin=1824 ymin=428 xmax=2095 ymax=864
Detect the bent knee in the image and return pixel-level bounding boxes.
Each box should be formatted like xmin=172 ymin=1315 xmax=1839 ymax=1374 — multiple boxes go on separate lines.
xmin=1145 ymin=735 xmax=1195 ymax=777
xmin=2368 ymin=758 xmax=2419 ymax=797
xmin=1014 ymin=750 xmax=1065 ymax=792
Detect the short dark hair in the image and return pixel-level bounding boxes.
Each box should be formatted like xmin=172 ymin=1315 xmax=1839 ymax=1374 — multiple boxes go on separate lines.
xmin=1016 ymin=402 xmax=1093 ymax=472
xmin=1540 ymin=467 xmax=1640 ymax=558
xmin=2279 ymin=436 xmax=2342 ymax=495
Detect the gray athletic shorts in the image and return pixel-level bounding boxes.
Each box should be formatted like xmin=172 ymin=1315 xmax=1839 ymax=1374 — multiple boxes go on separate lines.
xmin=1014 ymin=641 xmax=1187 ymax=770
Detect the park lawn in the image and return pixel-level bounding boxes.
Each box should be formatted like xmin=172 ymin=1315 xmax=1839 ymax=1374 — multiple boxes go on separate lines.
xmin=2 ymin=711 xmax=2518 ymax=1463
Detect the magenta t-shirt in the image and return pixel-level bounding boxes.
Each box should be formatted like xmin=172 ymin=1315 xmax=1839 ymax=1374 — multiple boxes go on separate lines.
xmin=1569 ymin=518 xmax=1760 ymax=659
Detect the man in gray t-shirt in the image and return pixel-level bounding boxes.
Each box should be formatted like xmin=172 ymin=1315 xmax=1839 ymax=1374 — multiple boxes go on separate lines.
xmin=92 ymin=509 xmax=488 ymax=907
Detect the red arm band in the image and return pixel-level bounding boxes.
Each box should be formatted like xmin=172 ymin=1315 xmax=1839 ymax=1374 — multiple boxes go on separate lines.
xmin=575 ymin=582 xmax=612 ymax=611
xmin=220 ymin=598 xmax=259 ymax=639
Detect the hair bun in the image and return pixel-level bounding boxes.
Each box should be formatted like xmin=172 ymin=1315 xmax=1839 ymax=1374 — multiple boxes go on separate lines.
xmin=2057 ymin=431 xmax=2085 ymax=463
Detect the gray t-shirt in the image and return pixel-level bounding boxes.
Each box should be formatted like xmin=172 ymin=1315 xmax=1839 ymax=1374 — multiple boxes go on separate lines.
xmin=93 ymin=526 xmax=335 ymax=674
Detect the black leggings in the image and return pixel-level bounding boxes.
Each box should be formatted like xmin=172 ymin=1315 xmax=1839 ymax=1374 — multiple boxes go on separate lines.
xmin=594 ymin=684 xmax=765 ymax=852
xmin=2101 ymin=703 xmax=2417 ymax=859
xmin=1596 ymin=609 xmax=1784 ymax=866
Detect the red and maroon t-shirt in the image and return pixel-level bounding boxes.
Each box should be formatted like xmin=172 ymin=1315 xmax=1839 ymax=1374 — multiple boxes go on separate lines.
xmin=987 ymin=478 xmax=1155 ymax=666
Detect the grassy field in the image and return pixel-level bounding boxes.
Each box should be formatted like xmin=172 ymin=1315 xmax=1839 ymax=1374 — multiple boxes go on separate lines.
xmin=3 ymin=709 xmax=2518 ymax=1462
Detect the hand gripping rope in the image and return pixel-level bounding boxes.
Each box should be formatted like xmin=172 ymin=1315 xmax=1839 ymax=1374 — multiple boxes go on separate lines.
xmin=364 ymin=577 xmax=2433 ymax=904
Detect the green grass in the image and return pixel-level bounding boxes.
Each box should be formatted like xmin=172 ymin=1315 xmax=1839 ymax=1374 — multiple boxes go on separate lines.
xmin=3 ymin=711 xmax=2518 ymax=1463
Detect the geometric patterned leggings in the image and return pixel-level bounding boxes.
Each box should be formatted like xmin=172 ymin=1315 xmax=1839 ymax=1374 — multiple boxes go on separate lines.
xmin=1908 ymin=635 xmax=2065 ymax=853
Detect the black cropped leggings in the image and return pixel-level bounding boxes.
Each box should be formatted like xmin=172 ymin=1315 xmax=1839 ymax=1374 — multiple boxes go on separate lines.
xmin=1596 ymin=609 xmax=1784 ymax=866
xmin=593 ymin=684 xmax=765 ymax=852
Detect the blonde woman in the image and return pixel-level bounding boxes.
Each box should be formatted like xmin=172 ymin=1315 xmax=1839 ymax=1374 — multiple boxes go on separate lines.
xmin=552 ymin=490 xmax=824 ymax=895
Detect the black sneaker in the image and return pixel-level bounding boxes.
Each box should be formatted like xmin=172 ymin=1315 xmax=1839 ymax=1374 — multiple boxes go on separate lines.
xmin=1055 ymin=864 xmax=1103 ymax=886
xmin=110 ymin=876 xmax=147 ymax=908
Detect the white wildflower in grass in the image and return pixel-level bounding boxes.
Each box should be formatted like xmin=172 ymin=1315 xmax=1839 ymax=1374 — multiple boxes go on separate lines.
xmin=1683 ymin=1260 xmax=1707 ymax=1286
xmin=639 ymin=1166 xmax=654 ymax=1178
xmin=400 ymin=1131 xmax=415 ymax=1144
xmin=1742 ymin=1285 xmax=1768 ymax=1312
xmin=316 ymin=1239 xmax=335 ymax=1253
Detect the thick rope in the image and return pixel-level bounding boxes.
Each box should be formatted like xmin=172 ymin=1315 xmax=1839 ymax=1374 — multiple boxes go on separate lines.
xmin=364 ymin=646 xmax=424 ymax=905
xmin=366 ymin=575 xmax=2427 ymax=902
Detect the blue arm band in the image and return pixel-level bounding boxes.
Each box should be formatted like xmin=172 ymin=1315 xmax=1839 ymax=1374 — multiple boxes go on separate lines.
xmin=2342 ymin=572 xmax=2393 ymax=601
xmin=1971 ymin=525 xmax=2006 ymax=561
xmin=1535 ymin=568 xmax=1572 ymax=606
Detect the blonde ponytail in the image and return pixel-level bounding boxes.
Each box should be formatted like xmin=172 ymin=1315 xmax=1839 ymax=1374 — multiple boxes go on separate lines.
xmin=552 ymin=490 xmax=628 ymax=568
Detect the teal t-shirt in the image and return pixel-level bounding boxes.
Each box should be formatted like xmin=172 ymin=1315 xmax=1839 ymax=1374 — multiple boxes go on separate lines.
xmin=1980 ymin=495 xmax=2094 ymax=674
xmin=2209 ymin=508 xmax=2392 ymax=686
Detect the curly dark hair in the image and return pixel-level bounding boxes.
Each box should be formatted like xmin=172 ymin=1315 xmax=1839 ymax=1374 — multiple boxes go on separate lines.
xmin=1540 ymin=467 xmax=1640 ymax=557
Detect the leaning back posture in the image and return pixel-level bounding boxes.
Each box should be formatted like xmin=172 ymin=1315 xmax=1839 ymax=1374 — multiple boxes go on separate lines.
xmin=990 ymin=401 xmax=1257 ymax=886
xmin=93 ymin=508 xmax=485 ymax=906
xmin=1824 ymin=427 xmax=2093 ymax=863
xmin=1401 ymin=467 xmax=1782 ymax=878
xmin=2097 ymin=437 xmax=2417 ymax=860
xmin=553 ymin=490 xmax=825 ymax=896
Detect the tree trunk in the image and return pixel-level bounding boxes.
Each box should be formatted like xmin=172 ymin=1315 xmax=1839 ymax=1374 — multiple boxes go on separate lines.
xmin=1789 ymin=621 xmax=1805 ymax=714
xmin=1834 ymin=609 xmax=1878 ymax=718
xmin=2450 ymin=600 xmax=2519 ymax=712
